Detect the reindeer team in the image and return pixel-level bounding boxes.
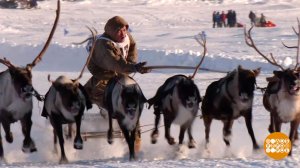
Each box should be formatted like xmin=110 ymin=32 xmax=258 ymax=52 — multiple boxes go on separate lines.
xmin=0 ymin=0 xmax=300 ymax=164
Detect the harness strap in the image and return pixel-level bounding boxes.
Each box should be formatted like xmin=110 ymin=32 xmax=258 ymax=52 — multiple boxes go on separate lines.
xmin=33 ymin=89 xmax=45 ymax=101
xmin=225 ymin=76 xmax=236 ymax=104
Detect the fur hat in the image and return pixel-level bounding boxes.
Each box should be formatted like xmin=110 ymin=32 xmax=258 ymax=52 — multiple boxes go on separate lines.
xmin=104 ymin=16 xmax=129 ymax=37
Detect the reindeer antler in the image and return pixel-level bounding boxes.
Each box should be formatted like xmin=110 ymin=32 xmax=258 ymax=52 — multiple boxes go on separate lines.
xmin=27 ymin=0 xmax=60 ymax=69
xmin=72 ymin=27 xmax=98 ymax=45
xmin=190 ymin=31 xmax=207 ymax=79
xmin=73 ymin=26 xmax=97 ymax=82
xmin=47 ymin=74 xmax=54 ymax=83
xmin=281 ymin=18 xmax=300 ymax=70
xmin=0 ymin=57 xmax=16 ymax=69
xmin=244 ymin=26 xmax=285 ymax=70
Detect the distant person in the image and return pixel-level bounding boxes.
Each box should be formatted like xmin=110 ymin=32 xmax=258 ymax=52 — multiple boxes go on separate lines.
xmin=249 ymin=11 xmax=256 ymax=26
xmin=260 ymin=13 xmax=267 ymax=27
xmin=212 ymin=11 xmax=217 ymax=28
xmin=215 ymin=12 xmax=222 ymax=28
xmin=220 ymin=11 xmax=227 ymax=27
xmin=232 ymin=10 xmax=237 ymax=27
xmin=30 ymin=0 xmax=38 ymax=8
xmin=227 ymin=10 xmax=233 ymax=27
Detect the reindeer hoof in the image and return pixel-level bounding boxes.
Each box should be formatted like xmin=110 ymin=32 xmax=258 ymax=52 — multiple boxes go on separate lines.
xmin=74 ymin=141 xmax=83 ymax=150
xmin=59 ymin=157 xmax=69 ymax=164
xmin=5 ymin=132 xmax=13 ymax=143
xmin=100 ymin=109 xmax=107 ymax=119
xmin=151 ymin=130 xmax=159 ymax=144
xmin=253 ymin=144 xmax=260 ymax=150
xmin=268 ymin=125 xmax=274 ymax=133
xmin=22 ymin=140 xmax=37 ymax=153
xmin=188 ymin=139 xmax=196 ymax=148
xmin=167 ymin=137 xmax=176 ymax=145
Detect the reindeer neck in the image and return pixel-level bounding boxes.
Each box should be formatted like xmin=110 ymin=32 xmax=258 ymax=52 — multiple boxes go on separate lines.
xmin=222 ymin=70 xmax=239 ymax=103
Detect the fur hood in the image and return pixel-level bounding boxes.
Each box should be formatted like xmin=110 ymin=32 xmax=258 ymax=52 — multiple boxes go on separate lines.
xmin=104 ymin=16 xmax=129 ymax=38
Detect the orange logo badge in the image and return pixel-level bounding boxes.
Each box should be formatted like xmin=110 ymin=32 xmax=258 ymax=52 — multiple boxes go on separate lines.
xmin=264 ymin=132 xmax=291 ymax=160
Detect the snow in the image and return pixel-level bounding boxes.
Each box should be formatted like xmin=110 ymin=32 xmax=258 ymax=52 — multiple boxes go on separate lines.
xmin=0 ymin=0 xmax=300 ymax=167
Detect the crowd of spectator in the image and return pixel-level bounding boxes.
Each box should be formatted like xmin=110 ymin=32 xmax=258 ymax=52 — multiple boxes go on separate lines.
xmin=212 ymin=10 xmax=238 ymax=28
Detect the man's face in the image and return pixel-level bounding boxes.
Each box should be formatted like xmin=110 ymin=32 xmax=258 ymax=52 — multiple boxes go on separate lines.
xmin=114 ymin=26 xmax=127 ymax=42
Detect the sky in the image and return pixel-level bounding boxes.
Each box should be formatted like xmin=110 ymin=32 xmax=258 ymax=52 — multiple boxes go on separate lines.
xmin=0 ymin=0 xmax=300 ymax=167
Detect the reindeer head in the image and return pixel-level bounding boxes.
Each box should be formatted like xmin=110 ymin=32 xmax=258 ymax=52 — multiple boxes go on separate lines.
xmin=237 ymin=65 xmax=261 ymax=101
xmin=46 ymin=25 xmax=96 ymax=116
xmin=10 ymin=66 xmax=33 ymax=99
xmin=245 ymin=19 xmax=300 ymax=96
xmin=270 ymin=69 xmax=300 ymax=95
xmin=121 ymin=85 xmax=143 ymax=120
xmin=0 ymin=0 xmax=60 ymax=100
xmin=51 ymin=76 xmax=82 ymax=115
xmin=177 ymin=78 xmax=201 ymax=109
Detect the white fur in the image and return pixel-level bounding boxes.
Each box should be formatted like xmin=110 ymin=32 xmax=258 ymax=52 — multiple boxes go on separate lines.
xmin=0 ymin=70 xmax=32 ymax=121
xmin=223 ymin=130 xmax=232 ymax=142
xmin=269 ymin=85 xmax=300 ymax=122
xmin=164 ymin=86 xmax=194 ymax=125
xmin=111 ymin=76 xmax=139 ymax=131
xmin=122 ymin=108 xmax=139 ymax=131
xmin=55 ymin=75 xmax=73 ymax=84
xmin=45 ymin=76 xmax=85 ymax=122
xmin=216 ymin=70 xmax=253 ymax=118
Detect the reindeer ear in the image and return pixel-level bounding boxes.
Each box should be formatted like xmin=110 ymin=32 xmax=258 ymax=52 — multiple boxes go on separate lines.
xmin=253 ymin=67 xmax=261 ymax=76
xmin=273 ymin=70 xmax=283 ymax=77
xmin=266 ymin=76 xmax=280 ymax=82
xmin=26 ymin=64 xmax=32 ymax=72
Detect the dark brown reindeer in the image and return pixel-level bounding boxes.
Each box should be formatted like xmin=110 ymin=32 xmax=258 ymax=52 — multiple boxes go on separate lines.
xmin=245 ymin=21 xmax=300 ymax=156
xmin=201 ymin=65 xmax=260 ymax=150
xmin=103 ymin=74 xmax=147 ymax=161
xmin=148 ymin=33 xmax=206 ymax=148
xmin=41 ymin=27 xmax=95 ymax=164
xmin=0 ymin=0 xmax=60 ymax=161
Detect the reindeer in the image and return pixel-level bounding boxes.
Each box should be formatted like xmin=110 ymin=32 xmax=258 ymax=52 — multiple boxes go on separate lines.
xmin=41 ymin=27 xmax=95 ymax=164
xmin=201 ymin=65 xmax=260 ymax=150
xmin=0 ymin=0 xmax=60 ymax=161
xmin=245 ymin=21 xmax=300 ymax=155
xmin=147 ymin=33 xmax=206 ymax=148
xmin=103 ymin=74 xmax=147 ymax=160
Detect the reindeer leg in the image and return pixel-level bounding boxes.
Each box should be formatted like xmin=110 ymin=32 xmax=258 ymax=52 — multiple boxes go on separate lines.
xmin=187 ymin=122 xmax=196 ymax=148
xmin=0 ymin=123 xmax=4 ymax=160
xmin=164 ymin=113 xmax=175 ymax=145
xmin=222 ymin=119 xmax=233 ymax=147
xmin=51 ymin=119 xmax=68 ymax=164
xmin=53 ymin=129 xmax=58 ymax=154
xmin=20 ymin=112 xmax=36 ymax=153
xmin=294 ymin=127 xmax=299 ymax=141
xmin=119 ymin=123 xmax=135 ymax=161
xmin=135 ymin=120 xmax=141 ymax=153
xmin=289 ymin=120 xmax=300 ymax=156
xmin=179 ymin=124 xmax=187 ymax=146
xmin=107 ymin=110 xmax=114 ymax=144
xmin=151 ymin=106 xmax=161 ymax=144
xmin=244 ymin=111 xmax=259 ymax=150
xmin=273 ymin=114 xmax=282 ymax=132
xmin=65 ymin=123 xmax=73 ymax=140
xmin=268 ymin=112 xmax=275 ymax=133
xmin=1 ymin=122 xmax=13 ymax=143
xmin=130 ymin=129 xmax=137 ymax=160
xmin=203 ymin=115 xmax=212 ymax=149
xmin=74 ymin=116 xmax=83 ymax=150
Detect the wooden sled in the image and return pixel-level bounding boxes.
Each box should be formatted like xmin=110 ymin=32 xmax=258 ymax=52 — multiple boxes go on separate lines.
xmin=63 ymin=109 xmax=124 ymax=141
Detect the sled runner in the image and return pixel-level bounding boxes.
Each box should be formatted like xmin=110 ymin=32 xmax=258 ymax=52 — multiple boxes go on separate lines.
xmin=79 ymin=110 xmax=123 ymax=141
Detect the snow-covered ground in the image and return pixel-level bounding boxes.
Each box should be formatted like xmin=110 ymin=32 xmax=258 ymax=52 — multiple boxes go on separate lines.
xmin=1 ymin=0 xmax=300 ymax=167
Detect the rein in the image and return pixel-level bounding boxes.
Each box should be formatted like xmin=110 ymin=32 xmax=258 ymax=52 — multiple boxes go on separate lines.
xmin=32 ymin=89 xmax=45 ymax=101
